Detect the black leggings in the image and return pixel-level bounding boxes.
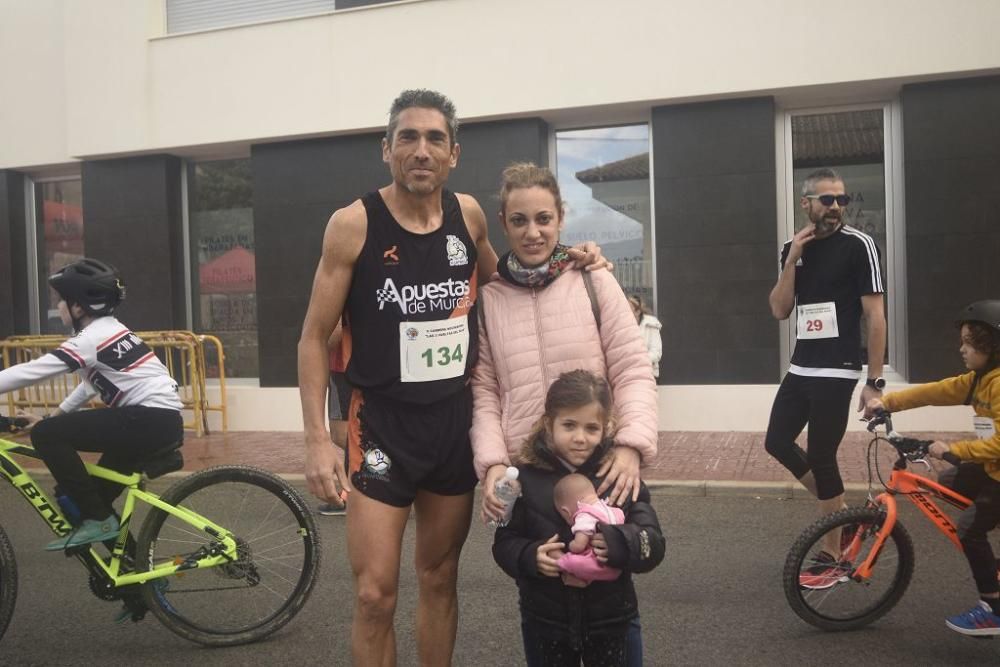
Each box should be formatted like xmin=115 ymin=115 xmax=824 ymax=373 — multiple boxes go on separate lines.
xmin=30 ymin=407 xmax=183 ymax=520
xmin=764 ymin=373 xmax=857 ymax=500
xmin=940 ymin=463 xmax=1000 ymax=595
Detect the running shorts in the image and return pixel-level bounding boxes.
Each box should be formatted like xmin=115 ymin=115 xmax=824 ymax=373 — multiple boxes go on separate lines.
xmin=346 ymin=385 xmax=477 ymax=507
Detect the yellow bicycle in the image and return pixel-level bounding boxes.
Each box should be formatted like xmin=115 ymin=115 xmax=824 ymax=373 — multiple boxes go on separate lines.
xmin=0 ymin=415 xmax=320 ymax=646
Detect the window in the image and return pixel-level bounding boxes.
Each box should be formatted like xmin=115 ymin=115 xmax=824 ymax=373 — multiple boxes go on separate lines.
xmin=779 ymin=104 xmax=905 ymax=375
xmin=187 ymin=159 xmax=258 ymax=378
xmin=555 ymin=124 xmax=655 ymax=309
xmin=165 ymin=0 xmax=401 ymax=34
xmin=36 ymin=179 xmax=84 ymax=334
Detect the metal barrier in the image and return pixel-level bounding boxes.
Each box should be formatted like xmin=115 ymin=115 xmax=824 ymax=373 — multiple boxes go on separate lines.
xmin=0 ymin=330 xmax=228 ymax=436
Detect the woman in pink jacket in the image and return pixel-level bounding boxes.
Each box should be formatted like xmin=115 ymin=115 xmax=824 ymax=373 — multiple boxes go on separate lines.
xmin=472 ymin=162 xmax=658 ymax=516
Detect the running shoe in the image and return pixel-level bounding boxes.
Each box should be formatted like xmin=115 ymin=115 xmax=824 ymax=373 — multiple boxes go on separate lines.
xmin=799 ymin=551 xmax=851 ymax=590
xmin=317 ymin=501 xmax=346 ymax=516
xmin=45 ymin=515 xmax=120 ymax=551
xmin=945 ymin=601 xmax=1000 ymax=637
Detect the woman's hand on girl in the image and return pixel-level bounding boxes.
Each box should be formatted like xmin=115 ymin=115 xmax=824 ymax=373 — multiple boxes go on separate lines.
xmin=480 ymin=463 xmax=510 ymax=523
xmin=596 ymin=445 xmax=641 ymax=506
xmin=536 ymin=534 xmax=566 ymax=577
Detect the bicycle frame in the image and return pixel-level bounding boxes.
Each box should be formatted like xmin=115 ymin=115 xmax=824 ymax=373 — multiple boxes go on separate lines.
xmin=0 ymin=436 xmax=238 ymax=587
xmin=853 ymin=440 xmax=972 ymax=580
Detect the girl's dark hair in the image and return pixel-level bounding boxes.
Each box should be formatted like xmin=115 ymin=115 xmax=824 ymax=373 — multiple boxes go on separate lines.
xmin=961 ymin=320 xmax=1000 ymax=366
xmin=544 ymin=369 xmax=612 ymax=420
xmin=522 ymin=370 xmax=614 ymax=450
xmin=627 ymin=294 xmax=650 ymax=316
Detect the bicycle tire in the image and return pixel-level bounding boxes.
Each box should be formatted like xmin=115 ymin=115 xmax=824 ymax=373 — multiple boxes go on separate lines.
xmin=136 ymin=465 xmax=320 ymax=646
xmin=783 ymin=506 xmax=914 ymax=631
xmin=0 ymin=523 xmax=17 ymax=643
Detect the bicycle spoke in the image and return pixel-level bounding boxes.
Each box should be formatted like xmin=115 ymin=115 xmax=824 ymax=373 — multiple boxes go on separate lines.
xmin=137 ymin=467 xmax=319 ymax=646
xmin=784 ymin=507 xmax=913 ymax=631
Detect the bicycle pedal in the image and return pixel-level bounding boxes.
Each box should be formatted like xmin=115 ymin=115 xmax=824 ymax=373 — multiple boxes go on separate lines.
xmin=62 ymin=544 xmax=89 ymax=557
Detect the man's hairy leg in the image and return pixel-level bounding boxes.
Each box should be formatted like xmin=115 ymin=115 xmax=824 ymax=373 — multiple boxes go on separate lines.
xmin=413 ymin=490 xmax=474 ymax=666
xmin=347 ymin=491 xmax=411 ymax=667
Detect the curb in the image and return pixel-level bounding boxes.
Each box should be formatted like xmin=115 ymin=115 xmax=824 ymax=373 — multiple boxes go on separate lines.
xmin=645 ymin=479 xmax=874 ymax=499
xmin=19 ymin=467 xmax=875 ymax=499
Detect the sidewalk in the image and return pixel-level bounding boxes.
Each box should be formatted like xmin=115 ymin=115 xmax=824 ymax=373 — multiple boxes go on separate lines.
xmin=20 ymin=428 xmax=963 ymax=494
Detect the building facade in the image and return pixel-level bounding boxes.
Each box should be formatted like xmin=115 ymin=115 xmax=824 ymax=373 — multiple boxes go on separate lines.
xmin=2 ymin=0 xmax=999 ymax=431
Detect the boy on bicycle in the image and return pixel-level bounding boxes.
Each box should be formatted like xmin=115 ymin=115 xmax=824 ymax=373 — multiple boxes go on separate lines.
xmin=0 ymin=258 xmax=183 ymax=551
xmin=865 ymin=300 xmax=1000 ymax=636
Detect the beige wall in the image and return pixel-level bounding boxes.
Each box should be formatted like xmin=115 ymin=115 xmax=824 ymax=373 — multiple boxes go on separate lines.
xmin=3 ymin=0 xmax=1000 ymax=169
xmin=208 ymin=383 xmax=974 ymax=433
xmin=0 ymin=0 xmax=69 ymax=169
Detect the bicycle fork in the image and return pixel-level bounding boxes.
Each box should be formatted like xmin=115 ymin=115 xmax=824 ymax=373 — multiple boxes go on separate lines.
xmin=851 ymin=494 xmax=898 ymax=581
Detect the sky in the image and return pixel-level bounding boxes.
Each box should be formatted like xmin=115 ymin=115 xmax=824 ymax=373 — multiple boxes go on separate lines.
xmin=555 ymin=124 xmax=649 ymax=250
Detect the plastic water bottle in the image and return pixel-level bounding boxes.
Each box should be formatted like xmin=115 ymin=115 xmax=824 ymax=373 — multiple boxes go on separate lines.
xmin=487 ymin=466 xmax=521 ymax=529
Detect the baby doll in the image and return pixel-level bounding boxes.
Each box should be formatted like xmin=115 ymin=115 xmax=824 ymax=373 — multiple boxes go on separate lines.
xmin=554 ymin=473 xmax=625 ymax=582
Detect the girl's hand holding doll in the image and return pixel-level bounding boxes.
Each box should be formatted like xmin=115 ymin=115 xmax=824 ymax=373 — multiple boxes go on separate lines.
xmin=591 ymin=531 xmax=609 ymax=564
xmin=536 ymin=534 xmax=566 ymax=577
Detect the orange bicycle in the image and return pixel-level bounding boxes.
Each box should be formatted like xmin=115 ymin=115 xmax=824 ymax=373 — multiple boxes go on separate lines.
xmin=783 ymin=410 xmax=972 ymax=631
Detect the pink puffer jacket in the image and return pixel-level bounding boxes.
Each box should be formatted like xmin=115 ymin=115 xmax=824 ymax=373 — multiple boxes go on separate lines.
xmin=470 ymin=268 xmax=658 ymax=480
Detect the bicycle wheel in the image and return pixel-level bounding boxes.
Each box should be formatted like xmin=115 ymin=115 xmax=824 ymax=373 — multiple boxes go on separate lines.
xmin=0 ymin=523 xmax=16 ymax=643
xmin=136 ymin=465 xmax=320 ymax=646
xmin=783 ymin=506 xmax=914 ymax=631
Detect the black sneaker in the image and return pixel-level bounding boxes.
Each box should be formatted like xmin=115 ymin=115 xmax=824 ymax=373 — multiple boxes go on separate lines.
xmin=799 ymin=551 xmax=851 ymax=590
xmin=317 ymin=502 xmax=346 ymax=516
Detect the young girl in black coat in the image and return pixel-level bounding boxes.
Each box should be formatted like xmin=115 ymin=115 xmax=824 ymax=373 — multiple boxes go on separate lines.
xmin=492 ymin=370 xmax=665 ymax=666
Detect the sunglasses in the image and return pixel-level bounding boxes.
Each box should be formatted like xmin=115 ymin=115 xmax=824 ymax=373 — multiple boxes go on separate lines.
xmin=805 ymin=194 xmax=852 ymax=207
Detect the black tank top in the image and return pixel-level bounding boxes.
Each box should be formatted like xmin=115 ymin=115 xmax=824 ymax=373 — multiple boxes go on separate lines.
xmin=343 ymin=189 xmax=479 ymax=404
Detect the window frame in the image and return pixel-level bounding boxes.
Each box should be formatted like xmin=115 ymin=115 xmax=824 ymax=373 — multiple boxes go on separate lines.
xmin=775 ymin=100 xmax=908 ymax=381
xmin=549 ymin=116 xmax=658 ymax=312
xmin=25 ymin=174 xmax=84 ymax=334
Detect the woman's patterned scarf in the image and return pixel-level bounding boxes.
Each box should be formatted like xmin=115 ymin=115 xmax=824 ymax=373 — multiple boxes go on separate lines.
xmin=497 ymin=244 xmax=574 ymax=288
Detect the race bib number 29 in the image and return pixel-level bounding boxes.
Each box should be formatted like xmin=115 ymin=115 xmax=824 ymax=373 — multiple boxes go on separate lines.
xmin=796 ymin=302 xmax=839 ymax=340
xmin=399 ymin=315 xmax=469 ymax=383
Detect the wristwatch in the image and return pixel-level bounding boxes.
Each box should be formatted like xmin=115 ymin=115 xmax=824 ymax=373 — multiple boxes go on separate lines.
xmin=865 ymin=377 xmax=886 ymax=391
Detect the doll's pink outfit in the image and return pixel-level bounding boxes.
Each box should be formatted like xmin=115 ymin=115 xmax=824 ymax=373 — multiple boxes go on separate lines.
xmin=557 ymin=499 xmax=625 ymax=582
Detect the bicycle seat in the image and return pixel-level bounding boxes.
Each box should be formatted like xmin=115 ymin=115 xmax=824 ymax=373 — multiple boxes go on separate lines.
xmin=138 ymin=441 xmax=184 ymax=479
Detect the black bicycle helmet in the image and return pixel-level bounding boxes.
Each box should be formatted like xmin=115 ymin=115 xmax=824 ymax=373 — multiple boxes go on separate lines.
xmin=957 ymin=300 xmax=1000 ymax=332
xmin=48 ymin=258 xmax=125 ymax=317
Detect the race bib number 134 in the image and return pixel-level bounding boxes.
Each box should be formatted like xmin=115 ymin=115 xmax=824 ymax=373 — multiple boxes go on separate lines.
xmin=399 ymin=315 xmax=470 ymax=383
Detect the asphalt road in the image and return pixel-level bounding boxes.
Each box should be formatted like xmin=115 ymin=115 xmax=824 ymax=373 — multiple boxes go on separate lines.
xmin=2 ymin=480 xmax=999 ymax=666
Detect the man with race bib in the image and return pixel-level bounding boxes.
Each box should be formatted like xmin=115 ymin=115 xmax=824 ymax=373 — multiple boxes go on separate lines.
xmin=764 ymin=168 xmax=887 ymax=570
xmin=297 ymin=89 xmax=603 ymax=666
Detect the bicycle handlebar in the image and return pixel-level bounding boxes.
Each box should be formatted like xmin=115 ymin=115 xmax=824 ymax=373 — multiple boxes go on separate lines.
xmin=866 ymin=409 xmax=962 ymax=466
xmin=0 ymin=415 xmax=30 ymax=433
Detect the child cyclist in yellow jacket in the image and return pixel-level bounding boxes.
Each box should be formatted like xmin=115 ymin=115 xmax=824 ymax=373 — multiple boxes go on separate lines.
xmin=866 ymin=300 xmax=1000 ymax=637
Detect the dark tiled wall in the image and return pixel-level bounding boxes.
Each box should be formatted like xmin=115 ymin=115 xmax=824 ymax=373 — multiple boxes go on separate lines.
xmin=80 ymin=155 xmax=185 ymax=330
xmin=902 ymin=76 xmax=1000 ymax=381
xmin=652 ymin=97 xmax=779 ymax=383
xmin=252 ymin=133 xmax=387 ymax=388
xmin=0 ymin=171 xmax=30 ymax=338
xmin=252 ymin=117 xmax=548 ymax=387
xmin=447 ymin=118 xmax=549 ymax=255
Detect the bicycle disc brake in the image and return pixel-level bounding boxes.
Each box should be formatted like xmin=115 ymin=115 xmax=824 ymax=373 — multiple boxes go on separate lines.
xmin=215 ymin=537 xmax=260 ymax=586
